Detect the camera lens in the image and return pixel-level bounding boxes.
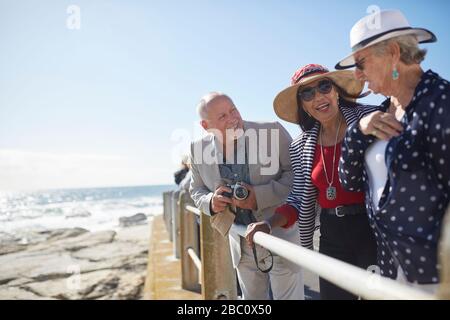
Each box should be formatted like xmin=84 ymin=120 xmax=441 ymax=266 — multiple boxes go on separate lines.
xmin=234 ymin=185 xmax=249 ymax=200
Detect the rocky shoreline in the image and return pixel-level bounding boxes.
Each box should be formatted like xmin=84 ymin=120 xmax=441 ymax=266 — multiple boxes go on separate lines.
xmin=0 ymin=218 xmax=153 ymax=300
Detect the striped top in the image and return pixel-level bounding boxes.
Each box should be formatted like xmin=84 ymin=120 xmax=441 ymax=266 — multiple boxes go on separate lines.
xmin=286 ymin=103 xmax=378 ymax=249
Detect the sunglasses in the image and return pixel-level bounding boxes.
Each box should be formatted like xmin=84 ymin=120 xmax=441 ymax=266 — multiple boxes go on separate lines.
xmin=297 ymin=79 xmax=333 ymax=102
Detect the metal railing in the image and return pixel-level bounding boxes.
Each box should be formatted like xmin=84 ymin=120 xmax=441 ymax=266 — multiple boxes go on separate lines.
xmin=232 ymin=224 xmax=434 ymax=300
xmin=163 ymin=190 xmax=450 ymax=300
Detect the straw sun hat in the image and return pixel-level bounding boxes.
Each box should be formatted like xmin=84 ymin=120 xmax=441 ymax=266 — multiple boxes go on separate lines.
xmin=273 ymin=64 xmax=364 ymax=124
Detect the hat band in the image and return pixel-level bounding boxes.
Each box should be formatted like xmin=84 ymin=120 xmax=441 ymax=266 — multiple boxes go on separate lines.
xmin=351 ymin=27 xmax=413 ymax=52
xmin=294 ymin=70 xmax=328 ymax=84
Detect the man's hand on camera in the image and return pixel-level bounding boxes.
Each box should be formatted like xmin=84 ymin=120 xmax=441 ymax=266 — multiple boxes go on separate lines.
xmin=210 ymin=185 xmax=233 ymax=214
xmin=232 ymin=182 xmax=257 ymax=211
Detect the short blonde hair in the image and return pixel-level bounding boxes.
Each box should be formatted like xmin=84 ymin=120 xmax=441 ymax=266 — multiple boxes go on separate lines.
xmin=371 ymin=35 xmax=427 ymax=65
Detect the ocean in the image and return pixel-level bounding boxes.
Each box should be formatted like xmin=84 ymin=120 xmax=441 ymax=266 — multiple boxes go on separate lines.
xmin=0 ymin=184 xmax=174 ymax=242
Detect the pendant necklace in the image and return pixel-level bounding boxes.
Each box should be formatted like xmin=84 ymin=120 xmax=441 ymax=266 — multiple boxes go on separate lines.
xmin=319 ymin=116 xmax=342 ymax=201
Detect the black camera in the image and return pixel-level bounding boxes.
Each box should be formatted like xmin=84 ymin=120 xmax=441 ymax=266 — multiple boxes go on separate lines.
xmin=222 ymin=182 xmax=249 ymax=201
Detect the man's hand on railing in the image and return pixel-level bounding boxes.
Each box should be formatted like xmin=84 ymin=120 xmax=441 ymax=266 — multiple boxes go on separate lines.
xmin=210 ymin=186 xmax=233 ymax=214
xmin=245 ymin=221 xmax=271 ymax=247
xmin=244 ymin=213 xmax=290 ymax=247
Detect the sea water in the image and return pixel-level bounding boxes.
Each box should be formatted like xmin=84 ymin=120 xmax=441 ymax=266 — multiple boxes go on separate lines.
xmin=0 ymin=185 xmax=174 ymax=241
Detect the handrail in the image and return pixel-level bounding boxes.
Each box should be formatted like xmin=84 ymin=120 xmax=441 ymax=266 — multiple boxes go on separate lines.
xmin=199 ymin=209 xmax=237 ymax=299
xmin=186 ymin=205 xmax=202 ymax=216
xmin=176 ymin=190 xmax=448 ymax=300
xmin=179 ymin=190 xmax=201 ymax=293
xmin=187 ymin=247 xmax=202 ymax=272
xmin=231 ymin=224 xmax=435 ymax=300
xmin=180 ymin=190 xmax=235 ymax=298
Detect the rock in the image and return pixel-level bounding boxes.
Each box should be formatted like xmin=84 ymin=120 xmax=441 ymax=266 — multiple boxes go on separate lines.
xmin=83 ymin=275 xmax=120 ymax=299
xmin=40 ymin=228 xmax=89 ymax=241
xmin=113 ymin=224 xmax=151 ymax=243
xmin=119 ymin=213 xmax=147 ymax=227
xmin=4 ymin=277 xmax=35 ymax=287
xmin=0 ymin=230 xmax=116 ymax=286
xmin=72 ymin=241 xmax=148 ymax=262
xmin=0 ymin=243 xmax=27 ymax=256
xmin=0 ymin=231 xmax=16 ymax=243
xmin=0 ymin=286 xmax=55 ymax=300
xmin=0 ymin=228 xmax=89 ymax=252
xmin=0 ymin=251 xmax=92 ymax=285
xmin=81 ymin=270 xmax=146 ymax=300
xmin=23 ymin=269 xmax=114 ymax=300
xmin=29 ymin=230 xmax=116 ymax=253
xmin=0 ymin=225 xmax=150 ymax=299
xmin=110 ymin=273 xmax=145 ymax=299
xmin=66 ymin=207 xmax=91 ymax=219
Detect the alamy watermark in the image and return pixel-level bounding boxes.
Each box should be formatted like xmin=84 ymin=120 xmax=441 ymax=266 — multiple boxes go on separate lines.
xmin=171 ymin=124 xmax=282 ymax=176
xmin=66 ymin=5 xmax=81 ymax=30
xmin=66 ymin=264 xmax=81 ymax=291
xmin=365 ymin=5 xmax=381 ymax=30
xmin=365 ymin=264 xmax=382 ymax=291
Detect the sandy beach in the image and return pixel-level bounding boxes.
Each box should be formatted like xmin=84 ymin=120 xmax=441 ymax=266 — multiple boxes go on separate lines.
xmin=0 ymin=219 xmax=153 ymax=300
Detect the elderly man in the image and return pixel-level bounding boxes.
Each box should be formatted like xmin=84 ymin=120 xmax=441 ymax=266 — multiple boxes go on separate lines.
xmin=189 ymin=92 xmax=304 ymax=300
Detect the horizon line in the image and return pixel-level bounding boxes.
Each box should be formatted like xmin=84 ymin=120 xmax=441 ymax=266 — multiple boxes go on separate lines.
xmin=0 ymin=183 xmax=177 ymax=194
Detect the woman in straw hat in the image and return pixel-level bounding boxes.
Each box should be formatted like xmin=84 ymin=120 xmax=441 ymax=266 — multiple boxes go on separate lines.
xmin=336 ymin=9 xmax=449 ymax=293
xmin=245 ymin=63 xmax=378 ymax=299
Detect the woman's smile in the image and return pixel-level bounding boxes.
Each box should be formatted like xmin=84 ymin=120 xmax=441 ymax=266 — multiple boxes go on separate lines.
xmin=315 ymin=102 xmax=331 ymax=112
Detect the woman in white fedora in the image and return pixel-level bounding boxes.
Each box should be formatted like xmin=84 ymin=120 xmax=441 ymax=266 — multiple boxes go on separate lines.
xmin=336 ymin=9 xmax=450 ymax=293
xmin=245 ymin=64 xmax=378 ymax=299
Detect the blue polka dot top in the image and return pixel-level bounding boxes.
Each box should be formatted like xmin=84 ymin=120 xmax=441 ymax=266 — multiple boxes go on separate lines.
xmin=339 ymin=70 xmax=450 ymax=284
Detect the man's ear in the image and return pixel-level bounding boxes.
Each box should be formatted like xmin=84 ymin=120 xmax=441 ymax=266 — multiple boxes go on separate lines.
xmin=200 ymin=120 xmax=208 ymax=131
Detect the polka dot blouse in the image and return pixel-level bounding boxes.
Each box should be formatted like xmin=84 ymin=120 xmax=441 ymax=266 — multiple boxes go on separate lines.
xmin=339 ymin=70 xmax=450 ymax=284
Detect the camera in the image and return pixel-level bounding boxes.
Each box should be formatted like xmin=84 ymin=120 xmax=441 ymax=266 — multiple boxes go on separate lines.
xmin=222 ymin=182 xmax=249 ymax=201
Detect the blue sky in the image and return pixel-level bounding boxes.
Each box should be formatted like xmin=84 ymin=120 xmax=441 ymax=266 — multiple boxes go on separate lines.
xmin=0 ymin=0 xmax=449 ymax=190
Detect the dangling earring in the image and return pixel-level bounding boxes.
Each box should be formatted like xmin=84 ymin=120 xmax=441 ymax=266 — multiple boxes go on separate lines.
xmin=392 ymin=66 xmax=399 ymax=80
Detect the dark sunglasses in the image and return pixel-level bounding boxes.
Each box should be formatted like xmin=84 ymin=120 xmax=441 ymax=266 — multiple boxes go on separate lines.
xmin=297 ymin=79 xmax=333 ymax=102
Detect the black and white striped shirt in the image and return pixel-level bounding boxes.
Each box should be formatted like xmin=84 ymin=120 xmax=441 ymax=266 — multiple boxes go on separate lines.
xmin=286 ymin=103 xmax=378 ymax=249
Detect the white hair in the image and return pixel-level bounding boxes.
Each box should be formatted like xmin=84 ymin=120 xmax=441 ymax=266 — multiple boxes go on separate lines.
xmin=196 ymin=92 xmax=234 ymax=120
xmin=372 ymin=35 xmax=427 ymax=65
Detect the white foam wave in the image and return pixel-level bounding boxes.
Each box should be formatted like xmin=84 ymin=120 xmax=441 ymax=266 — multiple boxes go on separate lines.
xmin=0 ymin=195 xmax=163 ymax=238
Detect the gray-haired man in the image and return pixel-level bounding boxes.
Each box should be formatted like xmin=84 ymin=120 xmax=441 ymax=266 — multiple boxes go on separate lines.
xmin=189 ymin=92 xmax=304 ymax=300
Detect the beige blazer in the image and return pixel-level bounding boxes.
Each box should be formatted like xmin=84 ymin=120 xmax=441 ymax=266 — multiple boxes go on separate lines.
xmin=189 ymin=120 xmax=301 ymax=268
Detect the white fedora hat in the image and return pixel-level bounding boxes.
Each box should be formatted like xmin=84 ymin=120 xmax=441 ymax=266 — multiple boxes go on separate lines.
xmin=335 ymin=9 xmax=436 ymax=70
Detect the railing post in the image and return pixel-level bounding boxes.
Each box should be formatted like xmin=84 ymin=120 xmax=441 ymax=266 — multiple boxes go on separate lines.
xmin=200 ymin=212 xmax=237 ymax=300
xmin=438 ymin=205 xmax=450 ymax=299
xmin=171 ymin=190 xmax=181 ymax=259
xmin=163 ymin=191 xmax=173 ymax=242
xmin=179 ymin=191 xmax=201 ymax=293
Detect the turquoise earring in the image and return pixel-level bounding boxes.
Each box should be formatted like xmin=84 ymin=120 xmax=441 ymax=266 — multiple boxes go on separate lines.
xmin=392 ymin=67 xmax=399 ymax=80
